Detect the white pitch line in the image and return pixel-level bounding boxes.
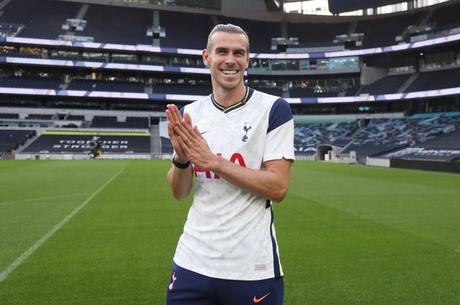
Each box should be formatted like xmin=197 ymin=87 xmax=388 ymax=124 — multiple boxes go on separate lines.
xmin=0 ymin=167 xmax=125 ymax=283
xmin=0 ymin=193 xmax=91 ymax=206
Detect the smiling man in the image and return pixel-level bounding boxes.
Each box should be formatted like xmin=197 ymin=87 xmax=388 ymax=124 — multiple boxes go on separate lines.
xmin=165 ymin=24 xmax=294 ymax=305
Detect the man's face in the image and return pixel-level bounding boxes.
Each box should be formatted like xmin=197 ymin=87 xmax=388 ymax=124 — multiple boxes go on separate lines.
xmin=203 ymin=32 xmax=249 ymax=91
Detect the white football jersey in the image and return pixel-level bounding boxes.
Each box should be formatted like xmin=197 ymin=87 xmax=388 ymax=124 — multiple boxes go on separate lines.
xmin=173 ymin=87 xmax=295 ymax=280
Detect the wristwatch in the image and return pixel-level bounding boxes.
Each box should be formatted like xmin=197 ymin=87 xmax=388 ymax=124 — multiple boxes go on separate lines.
xmin=172 ymin=157 xmax=190 ymax=169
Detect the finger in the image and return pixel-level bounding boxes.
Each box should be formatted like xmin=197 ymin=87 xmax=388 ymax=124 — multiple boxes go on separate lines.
xmin=192 ymin=125 xmax=204 ymax=139
xmin=181 ymin=118 xmax=198 ymax=138
xmin=168 ymin=123 xmax=184 ymax=155
xmin=167 ymin=104 xmax=181 ymax=124
xmin=175 ymin=117 xmax=196 ymax=138
xmin=174 ymin=123 xmax=194 ymax=145
xmin=183 ymin=112 xmax=193 ymax=126
xmin=166 ymin=107 xmax=181 ymax=127
xmin=176 ymin=134 xmax=190 ymax=154
xmin=170 ymin=104 xmax=183 ymax=123
xmin=167 ymin=121 xmax=175 ymax=138
xmin=166 ymin=109 xmax=175 ymax=124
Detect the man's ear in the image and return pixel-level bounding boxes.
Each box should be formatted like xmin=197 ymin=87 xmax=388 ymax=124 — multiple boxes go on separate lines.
xmin=202 ymin=49 xmax=209 ymax=67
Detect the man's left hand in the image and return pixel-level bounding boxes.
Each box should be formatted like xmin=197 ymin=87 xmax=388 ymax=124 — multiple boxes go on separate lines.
xmin=173 ymin=112 xmax=219 ymax=171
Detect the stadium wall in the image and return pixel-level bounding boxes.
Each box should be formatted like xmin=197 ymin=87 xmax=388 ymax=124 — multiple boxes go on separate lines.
xmin=390 ymin=158 xmax=460 ymax=174
xmin=366 ymin=157 xmax=391 ymax=167
xmin=15 ymin=153 xmax=151 ymax=160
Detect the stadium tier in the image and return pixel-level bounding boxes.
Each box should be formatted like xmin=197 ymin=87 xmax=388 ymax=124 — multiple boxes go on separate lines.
xmin=0 ymin=0 xmax=457 ymax=51
xmin=4 ymin=2 xmax=460 ymax=305
xmin=0 ymin=77 xmax=61 ymax=89
xmin=294 ymin=120 xmax=359 ymax=154
xmin=0 ymin=0 xmax=80 ymax=39
xmin=67 ymin=79 xmax=145 ymax=93
xmin=407 ymin=68 xmax=460 ymax=92
xmin=382 ymin=129 xmax=460 ymax=161
xmin=0 ymin=0 xmax=458 ymax=172
xmin=0 ymin=113 xmax=19 ymax=119
xmin=90 ymin=116 xmax=150 ymax=129
xmin=21 ymin=132 xmax=151 ymax=155
xmin=342 ymin=113 xmax=460 ymax=160
xmin=0 ymin=129 xmax=36 ymax=154
xmin=359 ymin=74 xmax=411 ymax=95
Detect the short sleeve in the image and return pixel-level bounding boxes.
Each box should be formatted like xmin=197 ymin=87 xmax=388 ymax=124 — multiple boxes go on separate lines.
xmin=263 ymin=98 xmax=295 ymax=162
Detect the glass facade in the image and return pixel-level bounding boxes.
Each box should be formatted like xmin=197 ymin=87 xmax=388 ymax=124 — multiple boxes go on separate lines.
xmin=284 ymin=0 xmax=451 ymax=16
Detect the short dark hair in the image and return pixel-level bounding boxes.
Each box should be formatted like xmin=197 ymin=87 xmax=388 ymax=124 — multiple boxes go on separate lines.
xmin=206 ymin=23 xmax=250 ymax=52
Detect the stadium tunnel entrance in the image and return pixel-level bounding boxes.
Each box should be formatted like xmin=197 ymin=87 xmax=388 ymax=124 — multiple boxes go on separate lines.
xmin=317 ymin=144 xmax=333 ymax=160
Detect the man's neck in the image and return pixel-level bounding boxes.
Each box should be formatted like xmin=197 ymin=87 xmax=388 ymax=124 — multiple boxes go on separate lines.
xmin=212 ymin=84 xmax=247 ymax=108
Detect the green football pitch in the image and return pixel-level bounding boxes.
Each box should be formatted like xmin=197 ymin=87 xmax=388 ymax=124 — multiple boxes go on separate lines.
xmin=0 ymin=160 xmax=459 ymax=305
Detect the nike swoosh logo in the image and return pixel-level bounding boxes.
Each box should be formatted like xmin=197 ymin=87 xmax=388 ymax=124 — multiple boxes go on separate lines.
xmin=200 ymin=131 xmax=208 ymax=135
xmin=253 ymin=292 xmax=271 ymax=304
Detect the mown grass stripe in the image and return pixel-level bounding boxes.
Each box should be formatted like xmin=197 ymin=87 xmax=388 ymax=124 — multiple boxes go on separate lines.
xmin=0 ymin=167 xmax=125 ymax=283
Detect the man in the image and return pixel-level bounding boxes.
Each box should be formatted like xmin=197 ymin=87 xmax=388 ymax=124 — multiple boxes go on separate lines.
xmin=165 ymin=24 xmax=294 ymax=305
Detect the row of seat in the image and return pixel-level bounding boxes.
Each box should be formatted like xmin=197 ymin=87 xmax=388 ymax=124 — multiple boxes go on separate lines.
xmin=0 ymin=130 xmax=36 ymax=153
xmin=0 ymin=113 xmax=152 ymax=129
xmin=360 ymin=68 xmax=460 ymax=95
xmin=294 ymin=113 xmax=460 ymax=161
xmin=1 ymin=68 xmax=459 ymax=97
xmin=1 ymin=0 xmax=459 ymax=51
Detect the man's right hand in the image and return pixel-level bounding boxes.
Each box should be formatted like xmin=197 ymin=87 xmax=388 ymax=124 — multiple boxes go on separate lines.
xmin=166 ymin=104 xmax=189 ymax=163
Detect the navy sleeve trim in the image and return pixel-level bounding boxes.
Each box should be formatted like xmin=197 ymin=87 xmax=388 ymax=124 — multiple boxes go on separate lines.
xmin=267 ymin=98 xmax=293 ymax=133
xmin=179 ymin=106 xmax=185 ymax=117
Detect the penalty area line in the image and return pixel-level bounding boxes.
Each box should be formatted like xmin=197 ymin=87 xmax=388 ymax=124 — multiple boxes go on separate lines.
xmin=0 ymin=167 xmax=125 ymax=283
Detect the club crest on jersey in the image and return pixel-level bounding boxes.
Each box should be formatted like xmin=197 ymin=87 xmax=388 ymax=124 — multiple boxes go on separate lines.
xmin=242 ymin=123 xmax=252 ymax=142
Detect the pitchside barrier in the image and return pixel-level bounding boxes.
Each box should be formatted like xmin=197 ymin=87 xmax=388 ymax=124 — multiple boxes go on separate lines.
xmin=367 ymin=156 xmax=460 ymax=173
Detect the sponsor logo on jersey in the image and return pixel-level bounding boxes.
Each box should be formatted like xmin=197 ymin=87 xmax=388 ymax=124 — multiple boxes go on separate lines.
xmin=194 ymin=152 xmax=246 ymax=179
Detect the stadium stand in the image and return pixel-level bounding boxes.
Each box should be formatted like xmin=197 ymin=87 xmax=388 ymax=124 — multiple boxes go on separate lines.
xmin=406 ymin=68 xmax=460 ymax=92
xmin=0 ymin=129 xmax=36 ymax=154
xmin=0 ymin=0 xmax=80 ymax=39
xmin=360 ymin=74 xmax=411 ymax=95
xmin=219 ymin=16 xmax=282 ymax=52
xmin=251 ymin=85 xmax=283 ymax=96
xmin=82 ymin=4 xmax=152 ymax=45
xmin=90 ymin=116 xmax=150 ymax=129
xmin=160 ymin=136 xmax=173 ymax=154
xmin=287 ymin=21 xmax=349 ymax=48
xmin=151 ymin=83 xmax=211 ymax=95
xmin=294 ymin=120 xmax=358 ymax=154
xmin=356 ymin=11 xmax=423 ymax=48
xmin=125 ymin=117 xmax=150 ymax=129
xmin=68 ymin=79 xmax=145 ymax=93
xmin=26 ymin=114 xmax=53 ymax=120
xmin=22 ymin=133 xmax=151 ymax=154
xmin=159 ymin=10 xmax=214 ymax=50
xmin=0 ymin=113 xmax=19 ymax=119
xmin=382 ymin=129 xmax=460 ymax=161
xmin=429 ymin=1 xmax=460 ymax=30
xmin=66 ymin=114 xmax=85 ymax=121
xmin=343 ymin=113 xmax=460 ymax=159
xmin=0 ymin=0 xmax=458 ymax=169
xmin=0 ymin=77 xmax=61 ymax=89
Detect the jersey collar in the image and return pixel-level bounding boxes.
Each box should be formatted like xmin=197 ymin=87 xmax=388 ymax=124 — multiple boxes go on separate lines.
xmin=211 ymin=87 xmax=254 ymax=114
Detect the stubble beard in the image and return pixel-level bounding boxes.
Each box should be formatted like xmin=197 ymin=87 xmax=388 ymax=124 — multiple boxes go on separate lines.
xmin=213 ymin=73 xmax=244 ymax=91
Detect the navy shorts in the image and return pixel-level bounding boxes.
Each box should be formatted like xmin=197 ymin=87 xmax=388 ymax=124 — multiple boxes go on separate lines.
xmin=166 ymin=263 xmax=284 ymax=305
